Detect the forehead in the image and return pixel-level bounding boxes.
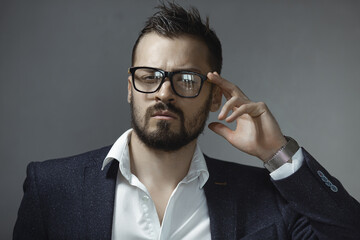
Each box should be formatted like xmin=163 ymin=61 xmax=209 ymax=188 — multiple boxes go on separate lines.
xmin=133 ymin=32 xmax=211 ymax=73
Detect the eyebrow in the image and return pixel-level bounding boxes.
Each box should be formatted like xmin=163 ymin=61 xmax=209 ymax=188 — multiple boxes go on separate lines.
xmin=133 ymin=66 xmax=206 ymax=75
xmin=171 ymin=67 xmax=204 ymax=74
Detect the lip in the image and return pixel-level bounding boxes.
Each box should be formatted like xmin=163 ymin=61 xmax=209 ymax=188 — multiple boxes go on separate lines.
xmin=151 ymin=111 xmax=178 ymax=120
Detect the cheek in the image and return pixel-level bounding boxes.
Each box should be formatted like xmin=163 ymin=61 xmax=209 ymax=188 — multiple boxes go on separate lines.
xmin=131 ymin=94 xmax=146 ymax=116
xmin=183 ymin=104 xmax=198 ymax=117
xmin=132 ymin=90 xmax=151 ymax=106
xmin=182 ymin=99 xmax=208 ymax=121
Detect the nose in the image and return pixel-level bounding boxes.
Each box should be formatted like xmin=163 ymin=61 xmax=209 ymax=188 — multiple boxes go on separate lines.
xmin=155 ymin=78 xmax=176 ymax=103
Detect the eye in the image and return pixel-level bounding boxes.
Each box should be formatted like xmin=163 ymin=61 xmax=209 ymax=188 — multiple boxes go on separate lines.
xmin=138 ymin=71 xmax=163 ymax=83
xmin=142 ymin=75 xmax=157 ymax=80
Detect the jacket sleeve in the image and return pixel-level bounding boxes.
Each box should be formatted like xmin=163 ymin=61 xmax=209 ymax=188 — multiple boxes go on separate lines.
xmin=272 ymin=148 xmax=360 ymax=240
xmin=13 ymin=162 xmax=47 ymax=240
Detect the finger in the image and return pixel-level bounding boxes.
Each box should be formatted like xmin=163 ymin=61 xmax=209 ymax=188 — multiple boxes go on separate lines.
xmin=208 ymin=122 xmax=233 ymax=140
xmin=226 ymin=102 xmax=266 ymax=122
xmin=207 ymin=72 xmax=234 ymax=99
xmin=207 ymin=72 xmax=249 ymax=100
xmin=218 ymin=96 xmax=248 ymax=120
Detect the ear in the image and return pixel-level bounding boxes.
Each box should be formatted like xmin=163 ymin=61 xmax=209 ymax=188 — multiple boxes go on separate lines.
xmin=127 ymin=76 xmax=132 ymax=103
xmin=210 ymin=85 xmax=222 ymax=112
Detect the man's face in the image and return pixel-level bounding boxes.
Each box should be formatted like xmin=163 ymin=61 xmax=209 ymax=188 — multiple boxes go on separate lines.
xmin=128 ymin=33 xmax=220 ymax=151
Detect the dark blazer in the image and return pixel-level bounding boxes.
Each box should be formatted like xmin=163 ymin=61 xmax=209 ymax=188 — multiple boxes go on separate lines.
xmin=13 ymin=146 xmax=360 ymax=240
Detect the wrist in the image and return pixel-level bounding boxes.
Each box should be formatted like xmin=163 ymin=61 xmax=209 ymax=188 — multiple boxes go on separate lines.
xmin=263 ymin=136 xmax=300 ymax=172
xmin=259 ymin=137 xmax=287 ymax=161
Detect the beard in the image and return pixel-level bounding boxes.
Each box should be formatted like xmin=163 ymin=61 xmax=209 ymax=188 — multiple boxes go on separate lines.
xmin=130 ymin=93 xmax=212 ymax=152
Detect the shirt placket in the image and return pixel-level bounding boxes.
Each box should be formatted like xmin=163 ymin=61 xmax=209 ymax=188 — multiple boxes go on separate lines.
xmin=139 ymin=190 xmax=160 ymax=239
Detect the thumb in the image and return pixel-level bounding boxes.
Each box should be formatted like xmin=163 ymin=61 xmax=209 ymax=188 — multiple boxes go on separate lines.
xmin=208 ymin=122 xmax=233 ymax=140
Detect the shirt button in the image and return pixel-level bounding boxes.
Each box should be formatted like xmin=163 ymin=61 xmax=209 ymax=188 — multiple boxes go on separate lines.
xmin=142 ymin=204 xmax=148 ymax=211
xmin=142 ymin=195 xmax=150 ymax=201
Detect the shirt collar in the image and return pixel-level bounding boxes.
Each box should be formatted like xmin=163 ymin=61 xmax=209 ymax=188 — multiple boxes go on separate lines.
xmin=182 ymin=144 xmax=209 ymax=188
xmin=102 ymin=129 xmax=209 ymax=189
xmin=102 ymin=129 xmax=132 ymax=181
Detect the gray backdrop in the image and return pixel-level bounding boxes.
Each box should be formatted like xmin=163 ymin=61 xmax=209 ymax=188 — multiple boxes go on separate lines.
xmin=1 ymin=0 xmax=359 ymax=238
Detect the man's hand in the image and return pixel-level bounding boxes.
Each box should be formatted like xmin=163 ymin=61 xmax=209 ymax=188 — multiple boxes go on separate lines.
xmin=207 ymin=72 xmax=287 ymax=162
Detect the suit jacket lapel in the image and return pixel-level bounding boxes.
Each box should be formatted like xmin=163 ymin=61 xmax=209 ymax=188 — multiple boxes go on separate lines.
xmin=204 ymin=156 xmax=238 ymax=240
xmin=83 ymin=159 xmax=118 ymax=240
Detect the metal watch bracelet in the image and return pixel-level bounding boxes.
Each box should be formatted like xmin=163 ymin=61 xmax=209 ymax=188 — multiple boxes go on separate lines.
xmin=264 ymin=136 xmax=300 ymax=172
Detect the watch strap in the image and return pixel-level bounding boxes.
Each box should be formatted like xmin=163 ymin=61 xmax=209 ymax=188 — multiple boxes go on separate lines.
xmin=264 ymin=136 xmax=300 ymax=172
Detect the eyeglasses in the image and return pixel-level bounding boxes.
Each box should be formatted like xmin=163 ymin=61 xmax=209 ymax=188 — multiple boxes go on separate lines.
xmin=128 ymin=67 xmax=208 ymax=98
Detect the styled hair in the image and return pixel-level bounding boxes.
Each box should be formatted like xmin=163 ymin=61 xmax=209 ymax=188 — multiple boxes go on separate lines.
xmin=131 ymin=2 xmax=222 ymax=73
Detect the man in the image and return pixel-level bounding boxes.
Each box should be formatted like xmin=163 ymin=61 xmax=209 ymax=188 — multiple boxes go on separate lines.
xmin=14 ymin=2 xmax=360 ymax=240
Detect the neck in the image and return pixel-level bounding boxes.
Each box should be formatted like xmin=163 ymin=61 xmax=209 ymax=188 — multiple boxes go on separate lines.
xmin=129 ymin=131 xmax=197 ymax=189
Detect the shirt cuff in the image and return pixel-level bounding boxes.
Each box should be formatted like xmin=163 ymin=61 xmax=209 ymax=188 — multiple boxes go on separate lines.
xmin=270 ymin=147 xmax=304 ymax=180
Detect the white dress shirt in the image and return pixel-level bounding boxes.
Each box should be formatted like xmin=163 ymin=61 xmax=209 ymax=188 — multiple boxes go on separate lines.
xmin=102 ymin=129 xmax=303 ymax=240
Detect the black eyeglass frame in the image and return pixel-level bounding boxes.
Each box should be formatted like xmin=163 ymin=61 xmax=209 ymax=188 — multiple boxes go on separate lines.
xmin=128 ymin=66 xmax=208 ymax=98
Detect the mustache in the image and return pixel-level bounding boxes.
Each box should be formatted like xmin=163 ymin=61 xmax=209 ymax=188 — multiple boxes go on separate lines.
xmin=145 ymin=102 xmax=184 ymax=120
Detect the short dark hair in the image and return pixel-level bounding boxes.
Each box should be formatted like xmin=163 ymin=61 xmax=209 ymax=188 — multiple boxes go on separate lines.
xmin=131 ymin=2 xmax=222 ymax=74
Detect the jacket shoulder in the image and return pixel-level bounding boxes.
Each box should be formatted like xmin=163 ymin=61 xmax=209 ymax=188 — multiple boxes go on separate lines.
xmin=26 ymin=145 xmax=112 ymax=183
xmin=32 ymin=145 xmax=112 ymax=169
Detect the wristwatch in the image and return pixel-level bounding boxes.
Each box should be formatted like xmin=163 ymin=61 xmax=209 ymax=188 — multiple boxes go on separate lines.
xmin=264 ymin=136 xmax=300 ymax=172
